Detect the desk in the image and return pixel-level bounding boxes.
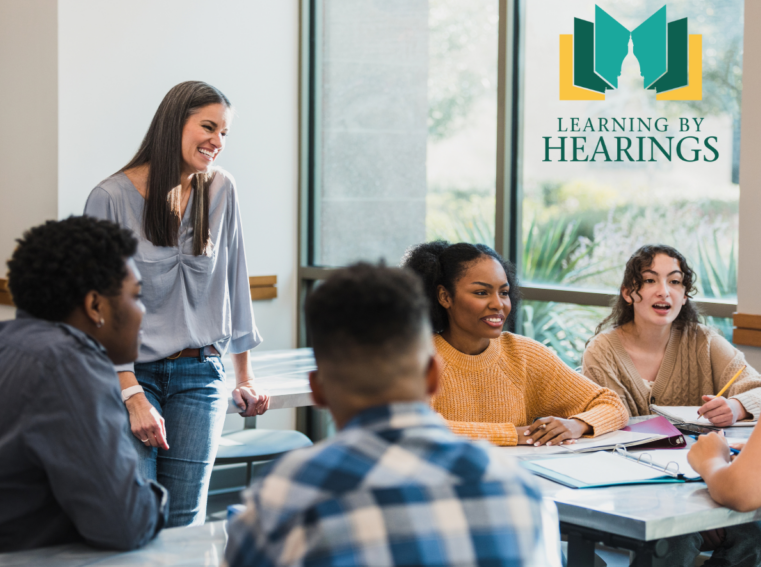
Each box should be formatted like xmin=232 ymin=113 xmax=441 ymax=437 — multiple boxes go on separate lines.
xmin=222 ymin=348 xmax=314 ymax=413
xmin=526 ymin=418 xmax=761 ymax=566
xmin=0 ymin=521 xmax=227 ymax=566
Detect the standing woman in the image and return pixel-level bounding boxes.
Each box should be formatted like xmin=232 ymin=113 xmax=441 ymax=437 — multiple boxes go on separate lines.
xmin=85 ymin=81 xmax=269 ymax=527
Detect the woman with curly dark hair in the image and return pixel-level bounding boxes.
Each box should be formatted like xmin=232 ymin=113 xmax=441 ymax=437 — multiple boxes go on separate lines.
xmin=583 ymin=244 xmax=761 ymax=426
xmin=402 ymin=241 xmax=627 ymax=447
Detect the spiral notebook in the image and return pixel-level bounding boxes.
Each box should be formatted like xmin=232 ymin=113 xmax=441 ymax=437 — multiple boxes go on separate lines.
xmin=521 ymin=447 xmax=700 ymax=489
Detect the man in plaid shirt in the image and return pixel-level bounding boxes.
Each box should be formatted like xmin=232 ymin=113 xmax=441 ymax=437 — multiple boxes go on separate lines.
xmin=225 ymin=263 xmax=561 ymax=567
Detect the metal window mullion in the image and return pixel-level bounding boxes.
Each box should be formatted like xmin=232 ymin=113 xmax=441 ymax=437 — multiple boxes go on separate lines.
xmin=520 ymin=285 xmax=737 ymax=319
xmin=299 ymin=0 xmax=312 ymax=269
xmin=310 ymin=0 xmax=324 ymax=267
xmin=299 ymin=266 xmax=338 ymax=281
xmin=495 ymin=0 xmax=520 ymax=266
xmin=298 ymin=0 xmax=322 ymax=347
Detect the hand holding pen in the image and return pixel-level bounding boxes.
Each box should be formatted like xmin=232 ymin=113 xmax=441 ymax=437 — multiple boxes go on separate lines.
xmin=697 ymin=366 xmax=748 ymax=426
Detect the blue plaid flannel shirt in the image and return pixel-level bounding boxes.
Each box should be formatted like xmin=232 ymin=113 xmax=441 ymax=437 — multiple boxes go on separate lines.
xmin=225 ymin=402 xmax=561 ymax=567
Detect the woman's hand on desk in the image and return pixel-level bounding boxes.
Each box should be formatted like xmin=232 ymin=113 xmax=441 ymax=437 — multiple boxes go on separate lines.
xmin=125 ymin=394 xmax=170 ymax=450
xmin=698 ymin=396 xmax=748 ymax=427
xmin=232 ymin=381 xmax=270 ymax=417
xmin=518 ymin=417 xmax=590 ymax=446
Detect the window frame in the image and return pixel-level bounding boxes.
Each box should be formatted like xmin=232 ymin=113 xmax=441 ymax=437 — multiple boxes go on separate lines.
xmin=297 ymin=0 xmax=737 ymax=347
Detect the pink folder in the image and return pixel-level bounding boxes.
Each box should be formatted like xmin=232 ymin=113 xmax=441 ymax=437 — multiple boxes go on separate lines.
xmin=622 ymin=416 xmax=686 ymax=449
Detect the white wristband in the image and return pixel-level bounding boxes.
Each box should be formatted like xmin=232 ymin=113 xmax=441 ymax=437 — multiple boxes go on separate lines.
xmin=121 ymin=385 xmax=144 ymax=403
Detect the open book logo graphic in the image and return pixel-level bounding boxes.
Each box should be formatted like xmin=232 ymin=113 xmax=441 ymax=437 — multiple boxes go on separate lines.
xmin=560 ymin=5 xmax=702 ymax=101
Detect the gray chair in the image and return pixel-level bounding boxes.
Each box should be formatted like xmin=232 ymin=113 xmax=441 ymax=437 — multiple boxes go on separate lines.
xmin=215 ymin=429 xmax=313 ymax=486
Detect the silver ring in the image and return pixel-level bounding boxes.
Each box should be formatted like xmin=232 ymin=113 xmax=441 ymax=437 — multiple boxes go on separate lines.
xmin=141 ymin=438 xmax=149 ymax=442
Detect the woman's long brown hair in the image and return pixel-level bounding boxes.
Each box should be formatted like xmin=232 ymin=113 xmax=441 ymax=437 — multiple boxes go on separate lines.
xmin=122 ymin=81 xmax=231 ymax=256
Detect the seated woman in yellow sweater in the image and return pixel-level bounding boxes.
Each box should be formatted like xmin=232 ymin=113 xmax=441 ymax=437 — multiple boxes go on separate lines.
xmin=402 ymin=241 xmax=627 ymax=447
xmin=583 ymin=244 xmax=761 ymax=426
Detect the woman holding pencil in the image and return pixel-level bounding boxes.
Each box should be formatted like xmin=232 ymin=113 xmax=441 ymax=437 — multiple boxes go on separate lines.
xmin=402 ymin=241 xmax=628 ymax=447
xmin=582 ymin=244 xmax=761 ymax=426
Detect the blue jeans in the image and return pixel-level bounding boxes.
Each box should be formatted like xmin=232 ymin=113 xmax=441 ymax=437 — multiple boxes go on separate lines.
xmin=132 ymin=354 xmax=227 ymax=527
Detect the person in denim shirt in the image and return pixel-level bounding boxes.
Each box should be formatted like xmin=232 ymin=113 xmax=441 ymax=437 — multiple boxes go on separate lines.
xmin=0 ymin=217 xmax=167 ymax=552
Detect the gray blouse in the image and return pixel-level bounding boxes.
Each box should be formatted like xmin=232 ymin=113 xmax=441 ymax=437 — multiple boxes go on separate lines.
xmin=84 ymin=170 xmax=262 ymax=372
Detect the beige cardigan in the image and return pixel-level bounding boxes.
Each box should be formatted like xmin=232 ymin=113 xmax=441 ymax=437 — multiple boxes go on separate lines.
xmin=582 ymin=324 xmax=761 ymax=419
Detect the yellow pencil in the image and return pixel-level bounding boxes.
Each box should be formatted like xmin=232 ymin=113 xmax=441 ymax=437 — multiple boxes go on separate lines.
xmin=715 ymin=365 xmax=746 ymax=398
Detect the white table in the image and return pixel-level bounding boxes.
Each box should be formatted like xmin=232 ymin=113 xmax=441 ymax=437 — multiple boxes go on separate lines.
xmin=0 ymin=521 xmax=227 ymax=566
xmin=222 ymin=348 xmax=314 ymax=413
xmin=4 ymin=410 xmax=756 ymax=566
xmin=526 ymin=419 xmax=761 ymax=566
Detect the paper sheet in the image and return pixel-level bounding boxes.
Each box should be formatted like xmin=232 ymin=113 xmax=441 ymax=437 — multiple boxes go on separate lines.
xmin=537 ymin=452 xmax=669 ymax=485
xmin=651 ymin=405 xmax=757 ymax=427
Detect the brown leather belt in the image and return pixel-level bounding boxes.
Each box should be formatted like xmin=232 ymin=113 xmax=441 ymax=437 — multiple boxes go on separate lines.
xmin=166 ymin=346 xmax=220 ymax=360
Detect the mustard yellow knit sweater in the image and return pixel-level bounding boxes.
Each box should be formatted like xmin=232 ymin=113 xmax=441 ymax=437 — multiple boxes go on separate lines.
xmin=433 ymin=332 xmax=628 ymax=446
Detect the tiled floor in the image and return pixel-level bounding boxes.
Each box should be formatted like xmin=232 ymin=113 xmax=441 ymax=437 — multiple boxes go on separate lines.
xmin=206 ymin=490 xmax=246 ymax=523
xmin=594 ymin=545 xmax=631 ymax=566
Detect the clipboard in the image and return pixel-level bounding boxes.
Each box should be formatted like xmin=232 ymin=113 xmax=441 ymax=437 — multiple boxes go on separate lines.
xmin=520 ymin=446 xmax=699 ymax=489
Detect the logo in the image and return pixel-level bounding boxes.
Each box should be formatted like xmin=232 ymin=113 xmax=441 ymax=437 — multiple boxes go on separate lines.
xmin=560 ymin=5 xmax=702 ymax=101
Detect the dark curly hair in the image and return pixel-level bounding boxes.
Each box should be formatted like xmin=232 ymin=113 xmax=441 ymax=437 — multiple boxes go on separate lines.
xmin=594 ymin=244 xmax=700 ymax=335
xmin=401 ymin=241 xmax=519 ymax=333
xmin=7 ymin=216 xmax=138 ymax=322
xmin=305 ymin=260 xmax=431 ymax=383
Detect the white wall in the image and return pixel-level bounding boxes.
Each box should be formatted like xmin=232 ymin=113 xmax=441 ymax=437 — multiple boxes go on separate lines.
xmin=58 ymin=0 xmax=300 ymax=351
xmin=736 ymin=0 xmax=761 ymax=368
xmin=0 ymin=0 xmax=300 ymax=351
xmin=0 ymin=0 xmax=58 ymax=321
xmin=0 ymin=0 xmax=300 ymax=429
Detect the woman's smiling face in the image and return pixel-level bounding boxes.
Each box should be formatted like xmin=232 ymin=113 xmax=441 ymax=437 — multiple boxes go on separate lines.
xmin=624 ymin=253 xmax=687 ymax=328
xmin=181 ymin=103 xmax=232 ymax=176
xmin=438 ymin=256 xmax=511 ymax=342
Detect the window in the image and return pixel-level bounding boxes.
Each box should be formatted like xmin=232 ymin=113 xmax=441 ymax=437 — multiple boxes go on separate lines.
xmin=519 ymin=0 xmax=743 ymax=364
xmin=300 ymin=0 xmax=740 ymax=361
xmin=305 ymin=0 xmax=498 ymax=269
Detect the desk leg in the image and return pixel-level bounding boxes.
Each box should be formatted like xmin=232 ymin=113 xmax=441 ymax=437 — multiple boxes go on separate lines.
xmin=561 ymin=523 xmax=670 ymax=567
xmin=631 ymin=539 xmax=670 ymax=567
xmin=566 ymin=531 xmax=596 ymax=567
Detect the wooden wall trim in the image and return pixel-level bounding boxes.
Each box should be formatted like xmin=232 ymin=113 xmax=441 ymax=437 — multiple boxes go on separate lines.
xmin=0 ymin=279 xmax=12 ymax=306
xmin=733 ymin=312 xmax=761 ymax=347
xmin=0 ymin=276 xmax=277 ymax=307
xmin=249 ymin=275 xmax=277 ymax=300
